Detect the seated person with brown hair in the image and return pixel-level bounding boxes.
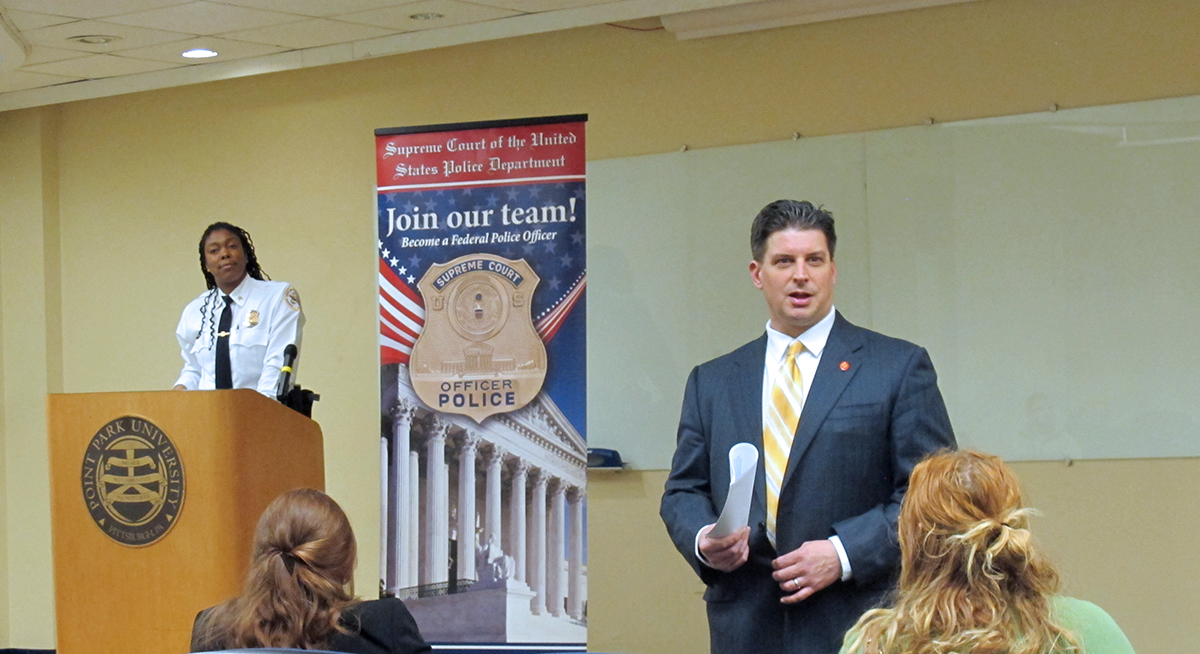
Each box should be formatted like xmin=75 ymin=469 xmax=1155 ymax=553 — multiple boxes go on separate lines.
xmin=190 ymin=488 xmax=430 ymax=654
xmin=840 ymin=449 xmax=1135 ymax=654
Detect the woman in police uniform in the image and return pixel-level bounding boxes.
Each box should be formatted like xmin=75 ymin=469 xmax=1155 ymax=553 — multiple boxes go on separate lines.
xmin=173 ymin=222 xmax=303 ymax=398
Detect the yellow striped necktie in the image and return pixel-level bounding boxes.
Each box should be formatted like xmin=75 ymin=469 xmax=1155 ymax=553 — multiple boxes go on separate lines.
xmin=764 ymin=340 xmax=805 ymax=547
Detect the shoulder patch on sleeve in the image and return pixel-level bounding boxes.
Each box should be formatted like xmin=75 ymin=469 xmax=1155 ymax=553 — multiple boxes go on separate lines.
xmin=285 ymin=287 xmax=302 ymax=312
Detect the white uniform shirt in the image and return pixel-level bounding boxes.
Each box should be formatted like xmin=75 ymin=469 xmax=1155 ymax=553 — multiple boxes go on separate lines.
xmin=174 ymin=275 xmax=304 ymax=397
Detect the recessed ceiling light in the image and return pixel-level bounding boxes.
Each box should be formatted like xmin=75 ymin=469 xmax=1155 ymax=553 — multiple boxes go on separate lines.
xmin=69 ymin=35 xmax=121 ymax=45
xmin=182 ymin=48 xmax=219 ymax=59
xmin=410 ymin=12 xmax=444 ymax=20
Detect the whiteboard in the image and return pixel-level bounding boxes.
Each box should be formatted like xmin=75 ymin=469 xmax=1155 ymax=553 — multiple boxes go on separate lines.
xmin=588 ymin=94 xmax=1200 ymax=467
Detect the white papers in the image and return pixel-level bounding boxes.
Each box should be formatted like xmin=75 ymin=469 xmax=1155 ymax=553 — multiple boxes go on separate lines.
xmin=708 ymin=442 xmax=759 ymax=538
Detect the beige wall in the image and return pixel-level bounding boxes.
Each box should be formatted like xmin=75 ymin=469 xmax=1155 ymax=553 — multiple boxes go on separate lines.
xmin=0 ymin=105 xmax=63 ymax=649
xmin=590 ymin=462 xmax=1200 ymax=654
xmin=2 ymin=0 xmax=1199 ymax=650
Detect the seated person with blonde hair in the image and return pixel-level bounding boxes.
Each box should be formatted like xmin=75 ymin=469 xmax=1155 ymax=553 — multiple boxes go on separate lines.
xmin=840 ymin=450 xmax=1134 ymax=654
xmin=191 ymin=488 xmax=430 ymax=654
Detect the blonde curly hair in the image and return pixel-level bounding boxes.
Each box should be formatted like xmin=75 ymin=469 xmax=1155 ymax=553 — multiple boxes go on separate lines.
xmin=841 ymin=450 xmax=1081 ymax=654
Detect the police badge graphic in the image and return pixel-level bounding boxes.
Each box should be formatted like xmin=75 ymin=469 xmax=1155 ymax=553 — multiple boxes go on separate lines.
xmin=81 ymin=416 xmax=185 ymax=547
xmin=409 ymin=254 xmax=547 ymax=422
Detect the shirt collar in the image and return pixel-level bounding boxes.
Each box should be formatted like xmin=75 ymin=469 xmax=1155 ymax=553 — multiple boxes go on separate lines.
xmin=221 ymin=275 xmax=254 ymax=305
xmin=765 ymin=307 xmax=836 ymax=365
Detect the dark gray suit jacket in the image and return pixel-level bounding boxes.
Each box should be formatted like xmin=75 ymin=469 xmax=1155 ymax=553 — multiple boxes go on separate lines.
xmin=661 ymin=313 xmax=955 ymax=654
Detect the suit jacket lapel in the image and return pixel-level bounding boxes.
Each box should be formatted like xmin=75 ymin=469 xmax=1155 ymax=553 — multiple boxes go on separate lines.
xmin=732 ymin=334 xmax=768 ymax=524
xmin=780 ymin=312 xmax=864 ymax=494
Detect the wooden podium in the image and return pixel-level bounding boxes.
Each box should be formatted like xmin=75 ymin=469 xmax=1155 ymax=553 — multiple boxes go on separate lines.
xmin=47 ymin=389 xmax=325 ymax=654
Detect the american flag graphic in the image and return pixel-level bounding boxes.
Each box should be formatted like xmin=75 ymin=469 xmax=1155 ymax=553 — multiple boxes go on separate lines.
xmin=377 ymin=257 xmax=425 ymax=365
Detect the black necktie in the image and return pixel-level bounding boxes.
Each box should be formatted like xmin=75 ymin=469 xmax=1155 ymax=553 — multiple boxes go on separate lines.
xmin=215 ymin=295 xmax=233 ymax=389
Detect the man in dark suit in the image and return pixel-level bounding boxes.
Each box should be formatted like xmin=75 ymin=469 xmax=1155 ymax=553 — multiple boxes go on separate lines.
xmin=660 ymin=200 xmax=956 ymax=654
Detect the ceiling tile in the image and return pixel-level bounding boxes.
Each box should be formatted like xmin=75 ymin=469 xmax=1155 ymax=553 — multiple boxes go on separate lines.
xmin=0 ymin=0 xmax=756 ymax=104
xmin=23 ymin=45 xmax=91 ymax=66
xmin=116 ymin=35 xmax=286 ymax=64
xmin=22 ymin=20 xmax=192 ymax=53
xmin=0 ymin=69 xmax=82 ymax=92
xmin=104 ymin=1 xmax=305 ymax=35
xmin=218 ymin=0 xmax=408 ymax=18
xmin=471 ymin=0 xmax=605 ymax=12
xmin=220 ymin=17 xmax=397 ymax=49
xmin=2 ymin=0 xmax=191 ymax=21
xmin=7 ymin=9 xmax=78 ymax=30
xmin=339 ymin=0 xmax=520 ymax=31
xmin=22 ymin=53 xmax=182 ymax=78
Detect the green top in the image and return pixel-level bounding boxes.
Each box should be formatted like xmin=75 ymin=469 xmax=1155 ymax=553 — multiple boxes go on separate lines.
xmin=838 ymin=596 xmax=1135 ymax=654
xmin=1053 ymin=596 xmax=1135 ymax=654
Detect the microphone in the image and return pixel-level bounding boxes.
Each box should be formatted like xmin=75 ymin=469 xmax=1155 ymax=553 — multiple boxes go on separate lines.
xmin=275 ymin=344 xmax=298 ymax=402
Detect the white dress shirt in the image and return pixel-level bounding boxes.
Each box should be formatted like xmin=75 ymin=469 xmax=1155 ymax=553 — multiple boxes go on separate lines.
xmin=762 ymin=308 xmax=852 ymax=581
xmin=174 ymin=275 xmax=304 ymax=397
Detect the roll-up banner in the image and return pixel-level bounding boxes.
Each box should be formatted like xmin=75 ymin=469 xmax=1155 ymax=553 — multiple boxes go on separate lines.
xmin=375 ymin=115 xmax=588 ymax=653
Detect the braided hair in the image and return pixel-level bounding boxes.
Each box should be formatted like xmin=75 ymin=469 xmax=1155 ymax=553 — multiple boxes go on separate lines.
xmin=196 ymin=290 xmax=222 ymax=351
xmin=198 ymin=222 xmax=270 ymax=291
xmin=196 ymin=222 xmax=271 ymax=347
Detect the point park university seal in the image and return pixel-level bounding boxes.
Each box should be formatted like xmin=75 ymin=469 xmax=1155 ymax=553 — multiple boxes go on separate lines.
xmin=410 ymin=254 xmax=547 ymax=422
xmin=81 ymin=416 xmax=185 ymax=547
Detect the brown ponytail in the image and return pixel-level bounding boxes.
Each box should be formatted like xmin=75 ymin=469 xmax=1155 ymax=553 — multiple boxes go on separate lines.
xmin=193 ymin=489 xmax=358 ymax=650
